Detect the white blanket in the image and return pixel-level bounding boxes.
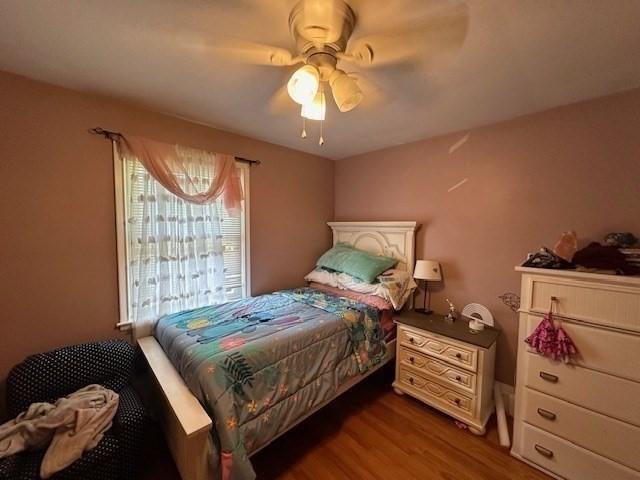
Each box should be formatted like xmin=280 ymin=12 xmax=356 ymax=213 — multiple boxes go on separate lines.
xmin=0 ymin=384 xmax=119 ymax=478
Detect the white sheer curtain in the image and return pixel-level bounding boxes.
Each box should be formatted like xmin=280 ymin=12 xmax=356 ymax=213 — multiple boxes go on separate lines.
xmin=122 ymin=145 xmax=231 ymax=337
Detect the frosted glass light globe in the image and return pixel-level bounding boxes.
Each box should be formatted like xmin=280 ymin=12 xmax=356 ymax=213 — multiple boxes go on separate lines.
xmin=301 ymin=88 xmax=326 ymax=121
xmin=287 ymin=65 xmax=320 ymax=105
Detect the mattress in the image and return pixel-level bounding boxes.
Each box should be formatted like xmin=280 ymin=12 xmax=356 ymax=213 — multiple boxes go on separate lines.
xmin=154 ymin=287 xmax=387 ymax=480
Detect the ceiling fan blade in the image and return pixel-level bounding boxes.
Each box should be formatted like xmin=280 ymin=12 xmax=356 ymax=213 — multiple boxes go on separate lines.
xmin=268 ymin=84 xmax=297 ymax=114
xmin=344 ymin=0 xmax=469 ymax=68
xmin=208 ymin=40 xmax=302 ymax=67
xmin=347 ymin=73 xmax=386 ymax=109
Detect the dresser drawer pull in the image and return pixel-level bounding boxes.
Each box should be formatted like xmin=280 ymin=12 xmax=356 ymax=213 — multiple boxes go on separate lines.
xmin=409 ymin=337 xmax=415 ymax=344
xmin=455 ymin=375 xmax=462 ymax=381
xmin=409 ymin=377 xmax=414 ymax=385
xmin=534 ymin=444 xmax=554 ymax=459
xmin=537 ymin=408 xmax=557 ymax=420
xmin=409 ymin=356 xmax=415 ymax=364
xmin=454 ymin=398 xmax=461 ymax=405
xmin=455 ymin=353 xmax=462 ymax=359
xmin=539 ymin=371 xmax=558 ymax=383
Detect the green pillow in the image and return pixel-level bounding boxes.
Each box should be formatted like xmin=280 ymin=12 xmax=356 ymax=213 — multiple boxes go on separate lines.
xmin=316 ymin=243 xmax=398 ymax=283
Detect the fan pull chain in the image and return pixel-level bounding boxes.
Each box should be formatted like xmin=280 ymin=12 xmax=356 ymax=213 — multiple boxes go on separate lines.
xmin=301 ymin=117 xmax=307 ymax=139
xmin=319 ymin=119 xmax=324 ymax=146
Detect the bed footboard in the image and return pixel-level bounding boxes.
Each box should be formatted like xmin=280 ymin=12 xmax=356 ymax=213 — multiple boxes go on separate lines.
xmin=138 ymin=336 xmax=212 ymax=480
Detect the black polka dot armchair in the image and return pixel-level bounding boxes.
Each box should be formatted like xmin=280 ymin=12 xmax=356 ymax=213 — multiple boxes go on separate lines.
xmin=0 ymin=340 xmax=149 ymax=480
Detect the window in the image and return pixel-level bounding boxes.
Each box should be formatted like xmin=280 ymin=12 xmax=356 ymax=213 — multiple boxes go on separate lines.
xmin=113 ymin=142 xmax=249 ymax=331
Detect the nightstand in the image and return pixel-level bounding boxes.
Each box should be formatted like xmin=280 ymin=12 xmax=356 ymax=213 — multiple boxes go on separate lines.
xmin=393 ymin=310 xmax=500 ymax=435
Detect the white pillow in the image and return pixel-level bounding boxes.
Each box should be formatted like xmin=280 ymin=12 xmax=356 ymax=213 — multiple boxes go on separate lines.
xmin=305 ymin=268 xmax=417 ymax=310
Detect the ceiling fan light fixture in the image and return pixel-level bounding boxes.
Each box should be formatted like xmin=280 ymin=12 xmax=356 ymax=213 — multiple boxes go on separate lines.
xmin=301 ymin=86 xmax=326 ymax=121
xmin=287 ymin=64 xmax=320 ymax=105
xmin=329 ymin=69 xmax=363 ymax=112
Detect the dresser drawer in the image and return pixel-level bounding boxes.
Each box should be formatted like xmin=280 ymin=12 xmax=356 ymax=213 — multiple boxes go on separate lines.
xmin=519 ymin=423 xmax=640 ymax=480
xmin=399 ymin=326 xmax=478 ymax=372
xmin=397 ymin=367 xmax=475 ymax=417
xmin=399 ymin=346 xmax=476 ymax=394
xmin=522 ymin=388 xmax=640 ymax=471
xmin=523 ymin=314 xmax=640 ymax=382
xmin=523 ymin=352 xmax=640 ymax=426
xmin=524 ymin=275 xmax=640 ymax=333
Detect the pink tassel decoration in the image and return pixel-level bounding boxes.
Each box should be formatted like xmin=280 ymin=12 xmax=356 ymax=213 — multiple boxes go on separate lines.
xmin=555 ymin=326 xmax=578 ymax=363
xmin=525 ymin=313 xmax=557 ymax=357
xmin=525 ymin=311 xmax=578 ymax=363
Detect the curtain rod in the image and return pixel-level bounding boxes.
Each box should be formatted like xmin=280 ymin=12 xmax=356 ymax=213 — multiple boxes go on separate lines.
xmin=88 ymin=127 xmax=261 ymax=166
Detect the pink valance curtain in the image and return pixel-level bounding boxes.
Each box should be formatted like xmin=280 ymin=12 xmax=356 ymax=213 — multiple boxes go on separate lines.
xmin=118 ymin=135 xmax=243 ymax=215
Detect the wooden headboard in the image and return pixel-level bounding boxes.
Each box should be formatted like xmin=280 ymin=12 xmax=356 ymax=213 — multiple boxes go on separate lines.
xmin=327 ymin=221 xmax=419 ymax=277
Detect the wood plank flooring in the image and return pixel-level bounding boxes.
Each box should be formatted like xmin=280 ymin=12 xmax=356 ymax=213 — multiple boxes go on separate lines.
xmin=144 ymin=365 xmax=550 ymax=479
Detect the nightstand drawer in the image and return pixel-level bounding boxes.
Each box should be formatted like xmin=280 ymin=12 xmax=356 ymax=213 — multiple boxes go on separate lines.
xmin=399 ymin=347 xmax=476 ymax=394
xmin=399 ymin=326 xmax=478 ymax=372
xmin=398 ymin=367 xmax=475 ymax=417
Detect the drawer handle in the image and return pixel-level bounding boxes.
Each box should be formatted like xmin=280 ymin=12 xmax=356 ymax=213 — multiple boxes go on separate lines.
xmin=534 ymin=444 xmax=554 ymax=459
xmin=409 ymin=356 xmax=415 ymax=364
xmin=455 ymin=375 xmax=462 ymax=381
xmin=454 ymin=398 xmax=461 ymax=405
xmin=455 ymin=353 xmax=462 ymax=359
xmin=539 ymin=371 xmax=558 ymax=383
xmin=537 ymin=408 xmax=557 ymax=421
xmin=409 ymin=377 xmax=414 ymax=385
xmin=409 ymin=337 xmax=415 ymax=344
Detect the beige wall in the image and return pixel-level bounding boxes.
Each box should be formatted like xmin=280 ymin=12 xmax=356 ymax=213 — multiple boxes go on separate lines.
xmin=335 ymin=88 xmax=640 ymax=385
xmin=2 ymin=70 xmax=638 ymax=412
xmin=0 ymin=71 xmax=334 ymax=418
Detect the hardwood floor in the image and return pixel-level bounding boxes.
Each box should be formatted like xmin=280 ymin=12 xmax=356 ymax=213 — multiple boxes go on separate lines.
xmin=143 ymin=366 xmax=550 ymax=479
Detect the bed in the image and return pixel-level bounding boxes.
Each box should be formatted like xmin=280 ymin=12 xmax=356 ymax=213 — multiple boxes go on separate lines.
xmin=138 ymin=221 xmax=418 ymax=480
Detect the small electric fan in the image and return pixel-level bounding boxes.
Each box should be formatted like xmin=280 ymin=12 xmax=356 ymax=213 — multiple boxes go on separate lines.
xmin=461 ymin=303 xmax=494 ymax=332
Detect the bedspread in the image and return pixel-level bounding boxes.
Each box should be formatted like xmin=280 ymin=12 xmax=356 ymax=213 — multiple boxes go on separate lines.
xmin=154 ymin=287 xmax=386 ymax=480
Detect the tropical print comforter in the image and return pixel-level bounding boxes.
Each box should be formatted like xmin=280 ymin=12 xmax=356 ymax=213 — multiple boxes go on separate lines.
xmin=154 ymin=287 xmax=387 ymax=480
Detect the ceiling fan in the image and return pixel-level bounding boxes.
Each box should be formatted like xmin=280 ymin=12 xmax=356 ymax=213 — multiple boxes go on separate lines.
xmin=217 ymin=0 xmax=469 ymax=145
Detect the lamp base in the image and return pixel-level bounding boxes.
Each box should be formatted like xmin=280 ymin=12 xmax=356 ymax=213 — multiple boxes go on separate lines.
xmin=414 ymin=308 xmax=433 ymax=315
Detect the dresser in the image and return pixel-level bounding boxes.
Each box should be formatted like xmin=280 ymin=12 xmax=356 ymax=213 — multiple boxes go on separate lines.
xmin=512 ymin=267 xmax=640 ymax=480
xmin=392 ymin=311 xmax=500 ymax=435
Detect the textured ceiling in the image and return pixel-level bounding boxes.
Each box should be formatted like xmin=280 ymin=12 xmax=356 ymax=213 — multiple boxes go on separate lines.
xmin=1 ymin=0 xmax=640 ymax=159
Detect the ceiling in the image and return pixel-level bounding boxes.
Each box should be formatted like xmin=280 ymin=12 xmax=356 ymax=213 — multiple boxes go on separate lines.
xmin=1 ymin=0 xmax=640 ymax=160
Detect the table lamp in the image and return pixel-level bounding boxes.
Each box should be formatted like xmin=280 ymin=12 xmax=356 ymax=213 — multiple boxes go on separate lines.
xmin=414 ymin=260 xmax=442 ymax=314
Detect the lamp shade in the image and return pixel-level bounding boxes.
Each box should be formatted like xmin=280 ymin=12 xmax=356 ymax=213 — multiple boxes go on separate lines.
xmin=414 ymin=260 xmax=442 ymax=281
xmin=287 ymin=65 xmax=320 ymax=105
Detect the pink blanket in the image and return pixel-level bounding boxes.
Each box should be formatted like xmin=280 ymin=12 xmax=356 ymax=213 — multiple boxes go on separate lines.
xmin=308 ymin=282 xmax=396 ymax=339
